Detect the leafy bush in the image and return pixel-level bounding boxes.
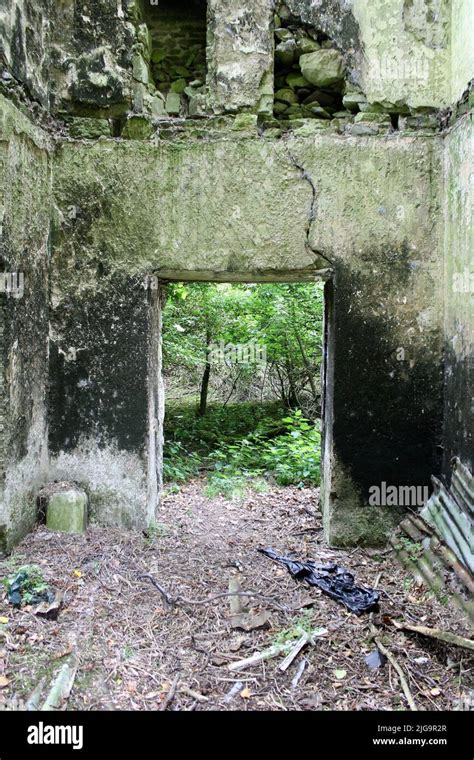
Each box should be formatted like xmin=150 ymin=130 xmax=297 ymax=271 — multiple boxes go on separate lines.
xmin=164 ymin=401 xmax=284 ymax=454
xmin=206 ymin=410 xmax=320 ymax=496
xmin=163 ymin=403 xmax=321 ymax=495
xmin=163 ymin=441 xmax=200 ymax=483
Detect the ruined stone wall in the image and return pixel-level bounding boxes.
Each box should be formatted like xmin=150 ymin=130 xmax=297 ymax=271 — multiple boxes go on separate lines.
xmin=450 ymin=0 xmax=474 ymax=103
xmin=0 ymin=0 xmax=472 ymax=549
xmin=0 ymin=96 xmax=51 ymax=552
xmin=280 ymin=0 xmax=452 ymax=110
xmin=49 ymin=0 xmax=134 ymax=117
xmin=0 ymin=0 xmax=51 ymax=107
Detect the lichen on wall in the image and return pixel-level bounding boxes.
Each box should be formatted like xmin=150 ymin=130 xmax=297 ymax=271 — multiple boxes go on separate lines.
xmin=52 ymin=135 xmax=319 ymax=277
xmin=49 ymin=0 xmax=134 ymax=116
xmin=207 ymin=0 xmax=274 ymax=114
xmin=352 ymin=0 xmax=451 ymax=109
xmin=450 ymin=0 xmax=474 ymax=102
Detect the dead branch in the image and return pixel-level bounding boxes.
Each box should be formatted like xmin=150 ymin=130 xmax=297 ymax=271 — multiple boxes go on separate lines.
xmin=41 ymin=655 xmax=78 ymax=711
xmin=229 ymin=628 xmax=327 ymax=672
xmin=372 ymin=634 xmax=418 ymax=712
xmin=160 ymin=673 xmax=180 ymax=712
xmin=279 ymin=632 xmax=310 ymax=672
xmin=180 ymin=685 xmax=209 ymax=703
xmin=138 ymin=574 xmax=174 ymax=606
xmin=138 ymin=573 xmax=289 ymax=611
xmin=392 ymin=621 xmax=474 ymax=651
xmin=229 ymin=641 xmax=293 ymax=672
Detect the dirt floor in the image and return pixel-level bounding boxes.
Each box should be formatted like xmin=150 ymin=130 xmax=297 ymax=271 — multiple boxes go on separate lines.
xmin=0 ymin=482 xmax=472 ymax=711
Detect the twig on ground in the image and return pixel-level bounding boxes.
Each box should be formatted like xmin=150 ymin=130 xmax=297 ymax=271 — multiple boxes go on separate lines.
xmin=160 ymin=673 xmax=180 ymax=712
xmin=279 ymin=633 xmax=310 ymax=672
xmin=138 ymin=573 xmax=289 ymax=611
xmin=180 ymin=685 xmax=209 ymax=703
xmin=230 ymin=629 xmax=327 ymax=673
xmin=229 ymin=641 xmax=292 ymax=672
xmin=372 ymin=632 xmax=418 ymax=712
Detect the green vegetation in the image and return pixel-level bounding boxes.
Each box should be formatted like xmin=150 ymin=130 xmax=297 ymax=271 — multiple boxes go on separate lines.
xmin=162 ymin=283 xmax=324 ymax=497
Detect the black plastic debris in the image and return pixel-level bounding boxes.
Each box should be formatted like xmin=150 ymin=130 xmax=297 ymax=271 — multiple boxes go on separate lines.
xmin=258 ymin=547 xmax=379 ymax=615
xmin=365 ymin=649 xmax=386 ymax=669
xmin=4 ymin=566 xmax=55 ymax=608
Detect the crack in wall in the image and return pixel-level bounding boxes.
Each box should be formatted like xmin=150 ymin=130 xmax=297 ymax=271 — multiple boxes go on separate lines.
xmin=284 ymin=140 xmax=335 ymax=271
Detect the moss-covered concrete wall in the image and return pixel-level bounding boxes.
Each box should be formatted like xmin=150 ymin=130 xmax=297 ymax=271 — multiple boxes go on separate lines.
xmin=49 ymin=127 xmax=445 ymax=544
xmin=442 ymin=112 xmax=473 ymax=475
xmin=280 ymin=0 xmax=452 ymax=110
xmin=451 ymin=0 xmax=474 ymax=103
xmin=49 ymin=0 xmax=134 ymax=116
xmin=207 ymin=0 xmax=274 ymax=115
xmin=0 ymin=96 xmax=51 ymax=551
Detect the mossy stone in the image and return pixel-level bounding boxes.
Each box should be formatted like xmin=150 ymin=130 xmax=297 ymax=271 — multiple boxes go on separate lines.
xmin=69 ymin=118 xmax=110 ymax=139
xmin=232 ymin=113 xmax=258 ymax=131
xmin=165 ymin=92 xmax=181 ymax=115
xmin=171 ymin=78 xmax=187 ymax=94
xmin=275 ymin=88 xmax=299 ymax=105
xmin=122 ymin=115 xmax=154 ymax=139
xmin=47 ymin=490 xmax=88 ymax=534
xmin=300 ymin=50 xmax=345 ymax=87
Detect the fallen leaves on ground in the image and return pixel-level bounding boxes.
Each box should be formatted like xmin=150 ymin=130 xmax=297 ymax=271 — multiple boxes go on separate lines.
xmin=0 ymin=481 xmax=471 ymax=711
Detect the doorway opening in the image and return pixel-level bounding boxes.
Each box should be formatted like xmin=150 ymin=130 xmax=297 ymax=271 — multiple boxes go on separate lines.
xmin=161 ymin=281 xmax=325 ymax=503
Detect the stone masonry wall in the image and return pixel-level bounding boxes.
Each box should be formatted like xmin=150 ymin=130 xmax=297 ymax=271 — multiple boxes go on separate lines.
xmin=0 ymin=0 xmax=51 ymax=107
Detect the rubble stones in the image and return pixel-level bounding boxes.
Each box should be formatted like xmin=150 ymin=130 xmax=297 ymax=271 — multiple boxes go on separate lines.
xmin=299 ymin=50 xmax=345 ymax=87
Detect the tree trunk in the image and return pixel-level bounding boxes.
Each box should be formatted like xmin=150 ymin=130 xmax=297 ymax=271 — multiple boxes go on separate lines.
xmin=293 ymin=327 xmax=319 ymax=404
xmin=198 ymin=333 xmax=211 ymax=416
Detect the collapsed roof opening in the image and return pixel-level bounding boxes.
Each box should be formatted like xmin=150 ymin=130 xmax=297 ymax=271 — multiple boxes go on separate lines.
xmin=144 ymin=0 xmax=207 ymax=117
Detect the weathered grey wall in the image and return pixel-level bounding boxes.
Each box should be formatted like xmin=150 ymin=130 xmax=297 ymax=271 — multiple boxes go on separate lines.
xmin=440 ymin=2 xmax=473 ymax=479
xmin=442 ymin=112 xmax=473 ymax=476
xmin=282 ymin=0 xmax=451 ymax=109
xmin=49 ymin=0 xmax=134 ymax=116
xmin=451 ymin=0 xmax=474 ymax=103
xmin=47 ymin=272 xmax=154 ymax=530
xmin=0 ymin=95 xmax=51 ymax=552
xmin=207 ymin=0 xmax=274 ymax=114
